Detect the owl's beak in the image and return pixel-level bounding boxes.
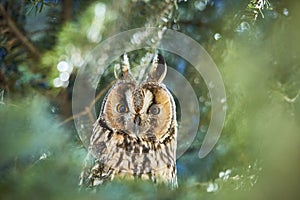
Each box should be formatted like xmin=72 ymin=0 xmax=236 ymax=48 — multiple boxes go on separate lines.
xmin=134 ymin=115 xmax=141 ymax=126
xmin=134 ymin=115 xmax=141 ymax=136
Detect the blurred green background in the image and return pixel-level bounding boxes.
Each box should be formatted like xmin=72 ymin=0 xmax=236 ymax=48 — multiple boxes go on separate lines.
xmin=0 ymin=0 xmax=299 ymax=199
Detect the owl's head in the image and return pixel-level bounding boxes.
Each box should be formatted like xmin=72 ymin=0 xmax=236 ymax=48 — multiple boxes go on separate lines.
xmin=100 ymin=54 xmax=176 ymax=141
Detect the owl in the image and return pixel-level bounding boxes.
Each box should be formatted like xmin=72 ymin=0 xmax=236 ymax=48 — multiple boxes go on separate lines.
xmin=79 ymin=54 xmax=178 ymax=189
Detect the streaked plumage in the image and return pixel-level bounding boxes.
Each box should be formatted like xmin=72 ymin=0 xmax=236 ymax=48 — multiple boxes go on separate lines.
xmin=80 ymin=54 xmax=177 ymax=188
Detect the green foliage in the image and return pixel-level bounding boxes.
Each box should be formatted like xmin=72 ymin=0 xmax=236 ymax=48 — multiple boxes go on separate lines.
xmin=0 ymin=96 xmax=85 ymax=199
xmin=25 ymin=0 xmax=45 ymax=15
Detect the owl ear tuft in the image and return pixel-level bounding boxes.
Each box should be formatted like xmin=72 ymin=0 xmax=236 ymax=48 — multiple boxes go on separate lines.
xmin=114 ymin=53 xmax=132 ymax=80
xmin=146 ymin=54 xmax=167 ymax=83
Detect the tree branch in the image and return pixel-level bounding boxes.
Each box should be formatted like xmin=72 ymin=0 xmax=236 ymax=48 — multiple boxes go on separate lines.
xmin=59 ymin=81 xmax=115 ymax=126
xmin=0 ymin=5 xmax=41 ymax=61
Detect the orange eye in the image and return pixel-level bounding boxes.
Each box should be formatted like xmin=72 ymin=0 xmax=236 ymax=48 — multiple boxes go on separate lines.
xmin=149 ymin=105 xmax=160 ymax=115
xmin=116 ymin=104 xmax=128 ymax=113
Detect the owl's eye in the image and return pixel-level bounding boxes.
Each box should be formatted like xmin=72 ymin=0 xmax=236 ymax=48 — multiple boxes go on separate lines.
xmin=149 ymin=105 xmax=160 ymax=115
xmin=116 ymin=104 xmax=128 ymax=113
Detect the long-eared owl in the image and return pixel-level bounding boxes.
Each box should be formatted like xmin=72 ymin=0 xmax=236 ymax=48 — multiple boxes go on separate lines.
xmin=80 ymin=54 xmax=178 ymax=188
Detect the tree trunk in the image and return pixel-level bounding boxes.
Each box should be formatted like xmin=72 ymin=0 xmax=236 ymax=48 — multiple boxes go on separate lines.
xmin=61 ymin=0 xmax=73 ymax=23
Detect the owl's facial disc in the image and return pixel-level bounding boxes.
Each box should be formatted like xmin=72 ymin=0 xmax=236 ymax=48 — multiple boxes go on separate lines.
xmin=103 ymin=82 xmax=173 ymax=140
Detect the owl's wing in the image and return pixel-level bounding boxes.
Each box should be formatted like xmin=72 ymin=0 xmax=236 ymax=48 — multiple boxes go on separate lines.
xmin=79 ymin=119 xmax=115 ymax=188
xmin=79 ymin=151 xmax=111 ymax=188
xmin=79 ymin=151 xmax=94 ymax=188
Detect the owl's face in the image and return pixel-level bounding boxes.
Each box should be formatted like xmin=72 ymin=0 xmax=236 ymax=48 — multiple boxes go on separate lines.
xmin=100 ymin=54 xmax=175 ymax=141
xmin=101 ymin=81 xmax=173 ymax=140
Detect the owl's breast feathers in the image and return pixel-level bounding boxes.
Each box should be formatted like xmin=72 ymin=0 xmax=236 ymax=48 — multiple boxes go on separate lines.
xmin=80 ymin=116 xmax=177 ymax=188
